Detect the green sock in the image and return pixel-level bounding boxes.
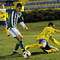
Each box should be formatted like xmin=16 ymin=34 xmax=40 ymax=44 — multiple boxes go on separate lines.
xmin=14 ymin=39 xmax=25 ymax=52
xmin=15 ymin=42 xmax=20 ymax=51
xmin=19 ymin=40 xmax=25 ymax=52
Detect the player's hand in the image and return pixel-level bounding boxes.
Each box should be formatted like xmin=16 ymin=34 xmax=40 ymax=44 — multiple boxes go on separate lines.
xmin=24 ymin=26 xmax=28 ymax=30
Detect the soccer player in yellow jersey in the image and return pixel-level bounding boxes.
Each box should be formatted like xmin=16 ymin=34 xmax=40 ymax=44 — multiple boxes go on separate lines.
xmin=25 ymin=22 xmax=60 ymax=53
xmin=0 ymin=4 xmax=9 ymax=36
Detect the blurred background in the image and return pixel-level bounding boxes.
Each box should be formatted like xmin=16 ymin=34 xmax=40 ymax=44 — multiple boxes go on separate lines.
xmin=0 ymin=0 xmax=60 ymax=22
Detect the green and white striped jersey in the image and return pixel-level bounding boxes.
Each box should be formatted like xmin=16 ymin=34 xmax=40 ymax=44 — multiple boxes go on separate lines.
xmin=6 ymin=9 xmax=24 ymax=28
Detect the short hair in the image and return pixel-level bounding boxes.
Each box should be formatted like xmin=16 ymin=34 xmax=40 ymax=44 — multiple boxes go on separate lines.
xmin=48 ymin=22 xmax=54 ymax=26
xmin=16 ymin=3 xmax=22 ymax=7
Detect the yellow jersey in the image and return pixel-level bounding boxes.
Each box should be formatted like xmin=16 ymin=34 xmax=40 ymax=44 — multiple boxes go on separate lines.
xmin=0 ymin=11 xmax=8 ymax=21
xmin=37 ymin=27 xmax=60 ymax=42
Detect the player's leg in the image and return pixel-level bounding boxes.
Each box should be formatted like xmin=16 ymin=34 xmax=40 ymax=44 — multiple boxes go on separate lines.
xmin=9 ymin=28 xmax=25 ymax=54
xmin=42 ymin=41 xmax=59 ymax=53
xmin=5 ymin=26 xmax=10 ymax=36
xmin=15 ymin=35 xmax=25 ymax=52
xmin=25 ymin=44 xmax=42 ymax=50
xmin=46 ymin=46 xmax=59 ymax=53
xmin=25 ymin=39 xmax=47 ymax=50
xmin=0 ymin=21 xmax=4 ymax=30
xmin=1 ymin=21 xmax=10 ymax=36
xmin=50 ymin=46 xmax=59 ymax=51
xmin=38 ymin=39 xmax=49 ymax=53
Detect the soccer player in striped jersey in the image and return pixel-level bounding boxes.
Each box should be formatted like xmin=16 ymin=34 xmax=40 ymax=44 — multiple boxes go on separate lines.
xmin=25 ymin=22 xmax=60 ymax=53
xmin=6 ymin=3 xmax=28 ymax=55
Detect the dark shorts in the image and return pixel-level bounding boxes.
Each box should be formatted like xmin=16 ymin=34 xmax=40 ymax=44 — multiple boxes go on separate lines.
xmin=0 ymin=21 xmax=7 ymax=26
xmin=39 ymin=39 xmax=51 ymax=50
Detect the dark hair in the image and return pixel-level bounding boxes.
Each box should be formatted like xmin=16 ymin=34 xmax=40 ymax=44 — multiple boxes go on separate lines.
xmin=48 ymin=22 xmax=54 ymax=26
xmin=16 ymin=3 xmax=22 ymax=7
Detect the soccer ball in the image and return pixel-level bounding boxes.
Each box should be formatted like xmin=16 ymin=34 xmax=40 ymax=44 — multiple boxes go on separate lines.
xmin=23 ymin=51 xmax=31 ymax=58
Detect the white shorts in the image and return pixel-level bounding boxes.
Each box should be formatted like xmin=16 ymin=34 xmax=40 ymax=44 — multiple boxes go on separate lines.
xmin=8 ymin=28 xmax=22 ymax=37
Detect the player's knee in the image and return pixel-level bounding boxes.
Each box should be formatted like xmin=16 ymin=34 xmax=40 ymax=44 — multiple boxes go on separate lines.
xmin=20 ymin=35 xmax=23 ymax=39
xmin=41 ymin=43 xmax=47 ymax=48
xmin=16 ymin=35 xmax=23 ymax=40
xmin=42 ymin=45 xmax=46 ymax=48
xmin=56 ymin=48 xmax=59 ymax=52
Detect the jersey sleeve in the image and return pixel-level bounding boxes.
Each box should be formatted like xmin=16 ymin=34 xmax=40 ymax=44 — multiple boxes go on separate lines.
xmin=54 ymin=29 xmax=60 ymax=34
xmin=19 ymin=22 xmax=26 ymax=28
xmin=49 ymin=27 xmax=60 ymax=34
xmin=18 ymin=12 xmax=24 ymax=23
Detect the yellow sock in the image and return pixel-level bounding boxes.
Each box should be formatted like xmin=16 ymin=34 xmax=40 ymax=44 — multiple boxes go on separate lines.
xmin=25 ymin=45 xmax=33 ymax=50
xmin=51 ymin=49 xmax=56 ymax=52
xmin=46 ymin=49 xmax=56 ymax=53
xmin=46 ymin=50 xmax=52 ymax=53
xmin=5 ymin=26 xmax=10 ymax=36
xmin=25 ymin=44 xmax=41 ymax=50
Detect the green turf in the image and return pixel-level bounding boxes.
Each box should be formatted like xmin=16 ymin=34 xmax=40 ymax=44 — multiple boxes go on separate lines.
xmin=0 ymin=20 xmax=60 ymax=60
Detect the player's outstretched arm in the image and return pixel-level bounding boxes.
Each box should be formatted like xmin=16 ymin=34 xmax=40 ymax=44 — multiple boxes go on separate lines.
xmin=18 ymin=12 xmax=28 ymax=30
xmin=50 ymin=36 xmax=60 ymax=46
xmin=54 ymin=29 xmax=60 ymax=34
xmin=20 ymin=22 xmax=28 ymax=30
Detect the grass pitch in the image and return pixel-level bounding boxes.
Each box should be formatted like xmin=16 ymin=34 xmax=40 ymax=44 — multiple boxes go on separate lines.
xmin=0 ymin=20 xmax=60 ymax=60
